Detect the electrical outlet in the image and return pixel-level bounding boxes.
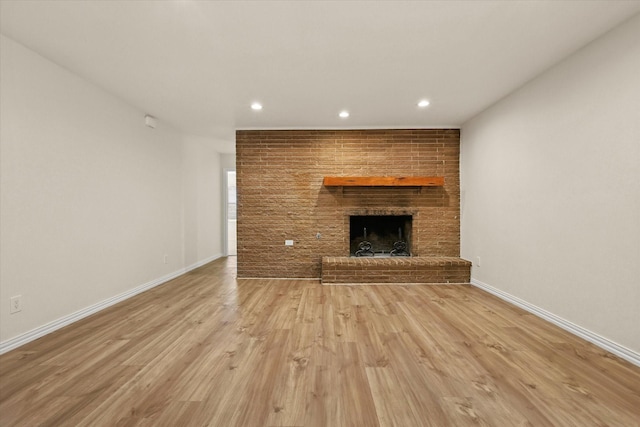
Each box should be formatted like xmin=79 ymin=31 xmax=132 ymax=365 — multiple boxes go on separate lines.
xmin=476 ymin=256 xmax=481 ymax=267
xmin=163 ymin=254 xmax=168 ymax=264
xmin=10 ymin=295 xmax=22 ymax=314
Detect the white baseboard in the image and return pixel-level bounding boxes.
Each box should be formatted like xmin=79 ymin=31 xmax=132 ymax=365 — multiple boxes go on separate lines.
xmin=185 ymin=253 xmax=223 ymax=273
xmin=0 ymin=254 xmax=222 ymax=355
xmin=471 ymin=278 xmax=640 ymax=368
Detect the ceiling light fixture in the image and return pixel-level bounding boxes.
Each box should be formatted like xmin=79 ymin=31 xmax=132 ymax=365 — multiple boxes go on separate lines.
xmin=418 ymin=99 xmax=430 ymax=108
xmin=339 ymin=111 xmax=349 ymax=118
xmin=251 ymin=102 xmax=263 ymax=110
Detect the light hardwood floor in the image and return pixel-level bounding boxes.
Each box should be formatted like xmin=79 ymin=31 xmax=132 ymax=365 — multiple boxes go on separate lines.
xmin=1 ymin=257 xmax=639 ymax=426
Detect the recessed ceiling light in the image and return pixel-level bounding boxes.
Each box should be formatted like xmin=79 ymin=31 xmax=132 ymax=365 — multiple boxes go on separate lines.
xmin=418 ymin=100 xmax=430 ymax=108
xmin=339 ymin=111 xmax=349 ymax=118
xmin=251 ymin=102 xmax=263 ymax=110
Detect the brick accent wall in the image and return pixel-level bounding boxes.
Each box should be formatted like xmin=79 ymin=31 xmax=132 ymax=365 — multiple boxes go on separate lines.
xmin=236 ymin=129 xmax=461 ymax=278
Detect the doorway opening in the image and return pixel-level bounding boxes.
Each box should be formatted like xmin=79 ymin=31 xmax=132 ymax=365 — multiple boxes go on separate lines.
xmin=226 ymin=170 xmax=237 ymax=256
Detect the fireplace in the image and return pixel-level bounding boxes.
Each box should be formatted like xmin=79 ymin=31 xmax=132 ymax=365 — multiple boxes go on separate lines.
xmin=349 ymin=215 xmax=412 ymax=257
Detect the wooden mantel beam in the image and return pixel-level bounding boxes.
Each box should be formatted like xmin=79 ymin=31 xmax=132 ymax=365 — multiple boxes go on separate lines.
xmin=323 ymin=176 xmax=444 ymax=187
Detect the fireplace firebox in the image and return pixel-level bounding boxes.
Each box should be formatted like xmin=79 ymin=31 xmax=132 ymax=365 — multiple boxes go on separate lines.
xmin=349 ymin=215 xmax=412 ymax=257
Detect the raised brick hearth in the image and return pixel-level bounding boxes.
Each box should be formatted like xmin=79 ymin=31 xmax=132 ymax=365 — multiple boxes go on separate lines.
xmin=322 ymin=256 xmax=471 ymax=284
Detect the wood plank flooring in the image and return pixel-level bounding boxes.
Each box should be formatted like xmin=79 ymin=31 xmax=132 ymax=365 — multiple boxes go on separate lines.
xmin=1 ymin=256 xmax=639 ymax=426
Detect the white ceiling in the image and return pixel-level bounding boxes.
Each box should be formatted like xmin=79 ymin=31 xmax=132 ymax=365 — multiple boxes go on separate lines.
xmin=1 ymin=0 xmax=639 ymax=150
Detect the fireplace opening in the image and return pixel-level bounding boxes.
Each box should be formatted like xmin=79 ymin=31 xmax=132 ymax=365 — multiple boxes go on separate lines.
xmin=350 ymin=215 xmax=412 ymax=257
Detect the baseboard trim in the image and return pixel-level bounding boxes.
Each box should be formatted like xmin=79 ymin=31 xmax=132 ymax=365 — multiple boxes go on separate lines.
xmin=470 ymin=278 xmax=640 ymax=367
xmin=0 ymin=254 xmax=223 ymax=355
xmin=185 ymin=253 xmax=223 ymax=273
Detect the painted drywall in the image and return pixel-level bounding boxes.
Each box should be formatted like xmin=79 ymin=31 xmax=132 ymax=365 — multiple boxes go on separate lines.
xmin=460 ymin=14 xmax=640 ymax=353
xmin=182 ymin=135 xmax=224 ymax=268
xmin=220 ymin=153 xmax=236 ymax=171
xmin=0 ymin=35 xmax=225 ymax=344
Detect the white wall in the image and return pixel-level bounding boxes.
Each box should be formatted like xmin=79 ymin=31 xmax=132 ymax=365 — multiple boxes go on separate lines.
xmin=0 ymin=35 xmax=225 ymax=346
xmin=220 ymin=153 xmax=236 ymax=171
xmin=182 ymin=135 xmax=225 ymax=267
xmin=461 ymin=14 xmax=640 ymax=354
